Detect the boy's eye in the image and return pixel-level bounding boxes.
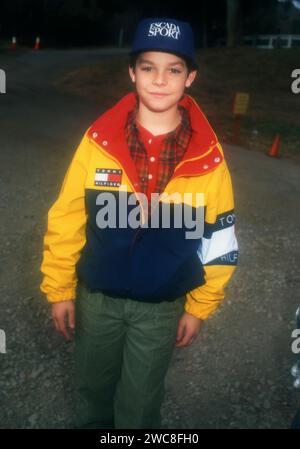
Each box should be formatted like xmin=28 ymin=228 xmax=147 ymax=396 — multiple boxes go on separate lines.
xmin=140 ymin=66 xmax=182 ymax=74
xmin=170 ymin=68 xmax=181 ymax=74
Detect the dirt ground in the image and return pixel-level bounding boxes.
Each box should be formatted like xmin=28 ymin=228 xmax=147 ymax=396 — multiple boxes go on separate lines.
xmin=0 ymin=47 xmax=299 ymax=429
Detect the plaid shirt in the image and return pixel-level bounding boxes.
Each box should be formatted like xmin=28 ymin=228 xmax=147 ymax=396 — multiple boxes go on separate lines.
xmin=125 ymin=104 xmax=192 ymax=197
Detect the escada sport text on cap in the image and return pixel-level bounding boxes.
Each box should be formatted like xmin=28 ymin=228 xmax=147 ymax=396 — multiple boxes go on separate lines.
xmin=130 ymin=18 xmax=196 ymax=66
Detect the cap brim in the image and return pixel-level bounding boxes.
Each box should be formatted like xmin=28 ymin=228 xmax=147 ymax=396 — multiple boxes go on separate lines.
xmin=128 ymin=48 xmax=197 ymax=69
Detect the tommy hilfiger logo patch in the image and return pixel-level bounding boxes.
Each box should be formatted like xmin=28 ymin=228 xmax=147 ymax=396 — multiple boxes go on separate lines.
xmin=94 ymin=168 xmax=122 ymax=187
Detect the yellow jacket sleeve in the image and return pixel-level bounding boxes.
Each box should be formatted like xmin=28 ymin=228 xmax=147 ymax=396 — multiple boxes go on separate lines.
xmin=40 ymin=132 xmax=91 ymax=303
xmin=184 ymin=157 xmax=239 ymax=320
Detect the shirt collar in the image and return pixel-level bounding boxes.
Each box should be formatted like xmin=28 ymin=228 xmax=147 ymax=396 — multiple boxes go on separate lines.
xmin=125 ymin=101 xmax=192 ymax=149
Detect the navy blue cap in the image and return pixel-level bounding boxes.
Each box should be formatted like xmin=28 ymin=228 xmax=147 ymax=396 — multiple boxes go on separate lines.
xmin=130 ymin=18 xmax=196 ymax=66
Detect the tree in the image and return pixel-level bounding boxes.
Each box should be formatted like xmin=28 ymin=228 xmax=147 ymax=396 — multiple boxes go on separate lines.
xmin=227 ymin=0 xmax=241 ymax=47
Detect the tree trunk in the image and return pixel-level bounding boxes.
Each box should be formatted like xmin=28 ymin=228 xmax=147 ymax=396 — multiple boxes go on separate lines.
xmin=201 ymin=0 xmax=208 ymax=48
xmin=227 ymin=0 xmax=240 ymax=47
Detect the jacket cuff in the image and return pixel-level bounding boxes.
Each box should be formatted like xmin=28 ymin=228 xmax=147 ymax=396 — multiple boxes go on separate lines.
xmin=41 ymin=286 xmax=76 ymax=303
xmin=184 ymin=295 xmax=220 ymax=320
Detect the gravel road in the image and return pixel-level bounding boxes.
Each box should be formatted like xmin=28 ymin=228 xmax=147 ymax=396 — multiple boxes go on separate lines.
xmin=0 ymin=48 xmax=299 ymax=429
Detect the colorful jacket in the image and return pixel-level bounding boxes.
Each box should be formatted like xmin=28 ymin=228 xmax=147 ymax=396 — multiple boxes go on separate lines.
xmin=40 ymin=92 xmax=239 ymax=320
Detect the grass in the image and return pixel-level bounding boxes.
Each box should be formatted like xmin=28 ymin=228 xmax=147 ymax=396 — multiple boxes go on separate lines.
xmin=56 ymin=46 xmax=300 ymax=163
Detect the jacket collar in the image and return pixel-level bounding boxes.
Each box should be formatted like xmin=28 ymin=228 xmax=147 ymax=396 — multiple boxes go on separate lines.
xmin=87 ymin=92 xmax=223 ymax=186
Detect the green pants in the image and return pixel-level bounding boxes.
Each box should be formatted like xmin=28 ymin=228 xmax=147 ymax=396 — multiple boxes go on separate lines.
xmin=73 ymin=282 xmax=185 ymax=429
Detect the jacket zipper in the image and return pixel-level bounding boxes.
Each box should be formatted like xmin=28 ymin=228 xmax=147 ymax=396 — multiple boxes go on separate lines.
xmin=93 ymin=140 xmax=215 ymax=254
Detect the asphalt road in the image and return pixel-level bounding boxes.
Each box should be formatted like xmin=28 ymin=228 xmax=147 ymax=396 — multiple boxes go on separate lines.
xmin=0 ymin=48 xmax=299 ymax=429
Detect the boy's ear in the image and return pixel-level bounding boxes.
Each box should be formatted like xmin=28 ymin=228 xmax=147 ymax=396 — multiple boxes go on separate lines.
xmin=129 ymin=66 xmax=136 ymax=83
xmin=185 ymin=70 xmax=197 ymax=88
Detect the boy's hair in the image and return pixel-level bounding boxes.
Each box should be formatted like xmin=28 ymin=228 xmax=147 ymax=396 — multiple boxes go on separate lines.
xmin=128 ymin=51 xmax=198 ymax=75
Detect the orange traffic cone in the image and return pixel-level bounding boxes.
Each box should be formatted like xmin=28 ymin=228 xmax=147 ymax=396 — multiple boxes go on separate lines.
xmin=268 ymin=135 xmax=280 ymax=157
xmin=34 ymin=36 xmax=40 ymax=50
xmin=10 ymin=36 xmax=17 ymax=50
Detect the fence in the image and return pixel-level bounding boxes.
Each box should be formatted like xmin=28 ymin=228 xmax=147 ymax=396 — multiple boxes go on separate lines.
xmin=244 ymin=34 xmax=300 ymax=49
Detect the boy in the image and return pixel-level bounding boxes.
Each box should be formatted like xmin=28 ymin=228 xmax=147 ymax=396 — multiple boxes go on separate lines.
xmin=40 ymin=18 xmax=239 ymax=429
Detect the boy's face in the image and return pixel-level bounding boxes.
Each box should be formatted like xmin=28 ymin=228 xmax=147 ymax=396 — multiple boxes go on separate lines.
xmin=129 ymin=51 xmax=197 ymax=113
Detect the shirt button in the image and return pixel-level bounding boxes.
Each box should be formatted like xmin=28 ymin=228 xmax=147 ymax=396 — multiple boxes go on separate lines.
xmin=92 ymin=132 xmax=98 ymax=138
xmin=148 ymin=174 xmax=153 ymax=180
xmin=150 ymin=156 xmax=155 ymax=162
xmin=148 ymin=139 xmax=152 ymax=144
xmin=102 ymin=140 xmax=108 ymax=146
xmin=203 ymin=164 xmax=209 ymax=169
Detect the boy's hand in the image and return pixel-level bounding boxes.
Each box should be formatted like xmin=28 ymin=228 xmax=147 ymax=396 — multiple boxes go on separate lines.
xmin=175 ymin=312 xmax=203 ymax=348
xmin=51 ymin=301 xmax=75 ymax=341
